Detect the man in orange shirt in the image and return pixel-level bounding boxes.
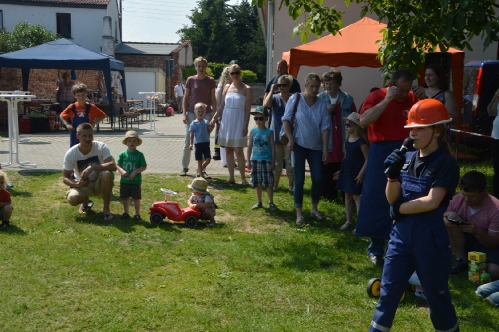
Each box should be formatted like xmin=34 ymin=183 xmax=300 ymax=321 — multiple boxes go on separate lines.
xmin=356 ymin=69 xmax=419 ymax=267
xmin=59 ymin=83 xmax=106 ymax=147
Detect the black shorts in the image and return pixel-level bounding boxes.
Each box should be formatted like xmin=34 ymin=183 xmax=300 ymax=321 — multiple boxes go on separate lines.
xmin=465 ymin=232 xmax=499 ymax=266
xmin=120 ymin=183 xmax=142 ymax=200
xmin=195 ymin=142 xmax=211 ymax=161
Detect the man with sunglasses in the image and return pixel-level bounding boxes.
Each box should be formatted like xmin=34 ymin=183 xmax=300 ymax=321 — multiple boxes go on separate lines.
xmin=356 ymin=69 xmax=419 ymax=267
xmin=444 ymin=171 xmax=499 ymax=280
xmin=264 ymin=60 xmax=301 ymax=99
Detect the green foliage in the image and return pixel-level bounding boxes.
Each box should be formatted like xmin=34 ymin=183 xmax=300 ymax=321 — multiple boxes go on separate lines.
xmin=257 ymin=0 xmax=499 ymax=79
xmin=241 ymin=69 xmax=258 ymax=83
xmin=0 ymin=21 xmax=58 ymax=54
xmin=178 ymin=0 xmax=266 ymax=82
xmin=209 ymin=62 xmax=230 ymax=79
xmin=182 ymin=65 xmax=214 ymax=79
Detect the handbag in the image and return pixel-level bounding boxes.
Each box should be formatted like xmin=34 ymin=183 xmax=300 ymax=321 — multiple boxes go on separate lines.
xmin=279 ymin=93 xmax=301 ymax=144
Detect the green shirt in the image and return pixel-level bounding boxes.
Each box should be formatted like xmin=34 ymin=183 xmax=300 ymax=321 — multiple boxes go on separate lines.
xmin=117 ymin=149 xmax=147 ymax=184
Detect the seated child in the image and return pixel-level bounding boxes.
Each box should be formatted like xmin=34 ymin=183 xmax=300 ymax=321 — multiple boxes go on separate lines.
xmin=0 ymin=170 xmax=13 ymax=227
xmin=187 ymin=177 xmax=217 ymax=226
xmin=476 ymin=280 xmax=499 ymax=307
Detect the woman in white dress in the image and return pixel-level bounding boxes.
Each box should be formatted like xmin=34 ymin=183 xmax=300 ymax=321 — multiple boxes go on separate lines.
xmin=211 ymin=64 xmax=253 ymax=184
xmin=215 ymin=67 xmax=232 ymax=167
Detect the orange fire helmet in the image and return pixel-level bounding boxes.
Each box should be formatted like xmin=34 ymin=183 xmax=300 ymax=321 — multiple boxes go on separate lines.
xmin=404 ymin=99 xmax=452 ymax=128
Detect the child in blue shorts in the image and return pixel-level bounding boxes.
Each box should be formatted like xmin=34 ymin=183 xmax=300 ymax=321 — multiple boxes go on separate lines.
xmin=189 ymin=102 xmax=214 ymax=178
xmin=246 ymin=106 xmax=277 ymax=211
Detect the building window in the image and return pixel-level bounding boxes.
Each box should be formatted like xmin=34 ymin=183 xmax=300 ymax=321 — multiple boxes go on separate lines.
xmin=0 ymin=11 xmax=3 ymax=30
xmin=56 ymin=13 xmax=71 ymax=38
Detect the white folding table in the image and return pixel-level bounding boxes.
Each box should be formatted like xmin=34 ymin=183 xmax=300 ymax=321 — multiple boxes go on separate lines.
xmin=0 ymin=91 xmax=37 ymax=167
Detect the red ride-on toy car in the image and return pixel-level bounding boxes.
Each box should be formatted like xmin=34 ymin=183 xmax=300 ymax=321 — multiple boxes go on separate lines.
xmin=149 ymin=188 xmax=201 ymax=228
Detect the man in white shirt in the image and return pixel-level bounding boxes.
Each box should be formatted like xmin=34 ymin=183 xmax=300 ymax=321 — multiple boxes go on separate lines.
xmin=62 ymin=123 xmax=116 ymax=221
xmin=174 ymin=80 xmax=185 ymax=114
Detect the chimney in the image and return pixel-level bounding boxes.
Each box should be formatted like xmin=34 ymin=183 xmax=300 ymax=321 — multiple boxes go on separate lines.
xmin=102 ymin=16 xmax=115 ymax=56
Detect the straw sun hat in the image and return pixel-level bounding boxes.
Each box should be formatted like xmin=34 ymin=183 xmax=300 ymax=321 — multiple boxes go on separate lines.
xmin=122 ymin=130 xmax=142 ymax=146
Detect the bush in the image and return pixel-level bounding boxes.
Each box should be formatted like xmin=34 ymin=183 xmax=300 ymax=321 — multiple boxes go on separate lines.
xmin=208 ymin=62 xmax=229 ymax=79
xmin=241 ymin=70 xmax=257 ymax=83
xmin=182 ymin=65 xmax=214 ymax=80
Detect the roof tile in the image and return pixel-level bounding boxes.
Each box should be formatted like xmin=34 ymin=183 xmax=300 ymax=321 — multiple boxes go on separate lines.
xmin=16 ymin=0 xmax=109 ymax=5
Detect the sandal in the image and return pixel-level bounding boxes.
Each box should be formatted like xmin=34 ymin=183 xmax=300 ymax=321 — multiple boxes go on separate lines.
xmin=119 ymin=213 xmax=130 ymax=220
xmin=78 ymin=200 xmax=94 ymax=214
xmin=296 ymin=216 xmax=305 ymax=226
xmin=241 ymin=180 xmax=249 ymax=185
xmin=104 ymin=213 xmax=114 ymax=221
xmin=225 ymin=180 xmax=236 ymax=184
xmin=340 ymin=221 xmax=353 ymax=231
xmin=310 ymin=210 xmax=326 ymax=221
xmin=133 ymin=214 xmax=141 ymax=221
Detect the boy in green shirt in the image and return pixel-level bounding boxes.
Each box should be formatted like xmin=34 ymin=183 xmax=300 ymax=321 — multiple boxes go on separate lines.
xmin=116 ymin=131 xmax=147 ymax=220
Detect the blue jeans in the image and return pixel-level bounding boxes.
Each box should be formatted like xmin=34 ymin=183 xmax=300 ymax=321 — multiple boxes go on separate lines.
xmin=292 ymin=143 xmax=323 ymax=209
xmin=476 ymin=280 xmax=499 ymax=307
xmin=368 ymin=238 xmax=386 ymax=257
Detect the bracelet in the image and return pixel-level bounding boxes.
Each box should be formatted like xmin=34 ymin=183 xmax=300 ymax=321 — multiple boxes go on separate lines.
xmin=387 ymin=178 xmax=398 ymax=182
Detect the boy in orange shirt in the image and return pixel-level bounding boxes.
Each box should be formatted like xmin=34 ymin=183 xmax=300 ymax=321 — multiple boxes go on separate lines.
xmin=59 ymin=83 xmax=106 ymax=147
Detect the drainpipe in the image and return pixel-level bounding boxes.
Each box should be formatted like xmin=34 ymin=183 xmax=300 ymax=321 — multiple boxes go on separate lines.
xmin=266 ymin=1 xmax=274 ymax=84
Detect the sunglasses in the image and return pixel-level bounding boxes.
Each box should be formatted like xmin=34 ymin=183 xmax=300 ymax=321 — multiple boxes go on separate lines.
xmin=230 ymin=71 xmax=241 ymax=76
xmin=345 ymin=123 xmax=351 ymax=127
xmin=254 ymin=117 xmax=265 ymax=121
xmin=277 ymin=84 xmax=288 ymax=88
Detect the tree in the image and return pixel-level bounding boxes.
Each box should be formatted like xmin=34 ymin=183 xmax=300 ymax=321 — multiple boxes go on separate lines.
xmin=255 ymin=0 xmax=499 ymax=78
xmin=0 ymin=21 xmax=58 ymax=54
xmin=230 ymin=0 xmax=267 ymax=81
xmin=177 ymin=0 xmax=237 ymax=64
xmin=178 ymin=0 xmax=267 ymax=81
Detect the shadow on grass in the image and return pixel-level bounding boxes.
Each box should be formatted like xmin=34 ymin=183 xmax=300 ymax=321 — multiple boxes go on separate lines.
xmin=9 ymin=188 xmax=33 ymax=198
xmin=18 ymin=169 xmax=61 ymax=176
xmin=0 ymin=224 xmax=26 ymax=235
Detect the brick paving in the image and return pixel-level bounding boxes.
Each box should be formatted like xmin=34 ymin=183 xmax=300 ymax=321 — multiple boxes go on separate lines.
xmin=4 ymin=112 xmax=236 ymax=175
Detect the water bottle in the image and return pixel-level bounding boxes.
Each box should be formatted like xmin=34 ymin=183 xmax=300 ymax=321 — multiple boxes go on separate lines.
xmin=481 ymin=272 xmax=491 ymax=285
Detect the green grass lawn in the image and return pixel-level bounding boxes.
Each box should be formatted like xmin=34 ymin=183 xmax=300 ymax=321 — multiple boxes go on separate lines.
xmin=0 ymin=160 xmax=497 ymax=331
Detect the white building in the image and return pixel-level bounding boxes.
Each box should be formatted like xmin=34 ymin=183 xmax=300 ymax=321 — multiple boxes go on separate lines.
xmin=0 ymin=0 xmax=121 ymax=55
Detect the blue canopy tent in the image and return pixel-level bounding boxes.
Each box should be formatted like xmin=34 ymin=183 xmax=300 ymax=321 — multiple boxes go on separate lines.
xmin=0 ymin=38 xmax=126 ymax=125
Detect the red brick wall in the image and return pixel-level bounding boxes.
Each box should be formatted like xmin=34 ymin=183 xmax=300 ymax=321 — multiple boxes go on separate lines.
xmin=0 ymin=68 xmax=102 ymax=100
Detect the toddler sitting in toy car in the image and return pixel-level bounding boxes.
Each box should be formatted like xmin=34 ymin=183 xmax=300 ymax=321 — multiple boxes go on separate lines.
xmin=187 ymin=177 xmax=217 ymax=226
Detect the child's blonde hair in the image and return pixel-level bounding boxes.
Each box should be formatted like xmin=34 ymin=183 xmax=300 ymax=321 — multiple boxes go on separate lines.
xmin=0 ymin=170 xmax=8 ymax=190
xmin=194 ymin=102 xmax=207 ymax=112
xmin=346 ymin=121 xmax=367 ymax=142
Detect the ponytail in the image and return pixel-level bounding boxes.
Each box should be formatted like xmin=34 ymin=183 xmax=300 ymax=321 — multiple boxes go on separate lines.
xmin=435 ymin=124 xmax=451 ymax=153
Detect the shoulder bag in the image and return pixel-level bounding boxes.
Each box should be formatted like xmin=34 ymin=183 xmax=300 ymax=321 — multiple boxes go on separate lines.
xmin=279 ymin=93 xmax=301 ymax=144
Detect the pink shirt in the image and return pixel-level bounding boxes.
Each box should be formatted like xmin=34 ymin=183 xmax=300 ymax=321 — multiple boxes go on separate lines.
xmin=185 ymin=76 xmax=216 ymax=114
xmin=447 ymin=193 xmax=499 ymax=233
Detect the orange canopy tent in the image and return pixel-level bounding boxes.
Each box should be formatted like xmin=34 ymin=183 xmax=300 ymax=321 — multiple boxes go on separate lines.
xmin=282 ymin=17 xmax=464 ymax=111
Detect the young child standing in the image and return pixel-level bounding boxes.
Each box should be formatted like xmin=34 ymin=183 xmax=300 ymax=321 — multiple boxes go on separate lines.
xmin=335 ymin=112 xmax=368 ymax=231
xmin=59 ymin=83 xmax=106 ymax=147
xmin=116 ymin=131 xmax=147 ymax=220
xmin=187 ymin=177 xmax=217 ymax=226
xmin=189 ymin=102 xmax=214 ymax=178
xmin=369 ymin=99 xmax=459 ymax=332
xmin=0 ymin=170 xmax=13 ymax=227
xmin=246 ymin=106 xmax=277 ymax=211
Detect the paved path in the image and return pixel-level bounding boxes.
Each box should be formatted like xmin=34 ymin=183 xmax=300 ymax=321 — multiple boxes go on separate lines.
xmin=2 ymin=112 xmax=242 ymax=175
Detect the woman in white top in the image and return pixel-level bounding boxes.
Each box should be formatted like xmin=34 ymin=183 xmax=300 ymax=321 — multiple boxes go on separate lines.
xmin=211 ymin=64 xmax=253 ymax=184
xmin=215 ymin=67 xmax=232 ymax=167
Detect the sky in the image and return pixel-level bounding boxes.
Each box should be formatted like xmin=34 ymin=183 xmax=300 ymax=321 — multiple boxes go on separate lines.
xmin=121 ymin=0 xmax=240 ymax=44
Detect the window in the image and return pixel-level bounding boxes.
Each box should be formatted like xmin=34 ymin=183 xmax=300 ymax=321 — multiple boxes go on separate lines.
xmin=0 ymin=11 xmax=3 ymax=30
xmin=56 ymin=13 xmax=71 ymax=38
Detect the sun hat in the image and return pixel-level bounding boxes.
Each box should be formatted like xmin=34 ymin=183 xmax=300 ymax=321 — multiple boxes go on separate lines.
xmin=187 ymin=177 xmax=209 ymax=194
xmin=404 ymin=99 xmax=452 ymax=128
xmin=250 ymin=106 xmax=269 ymax=118
xmin=343 ymin=112 xmax=362 ymax=127
xmin=122 ymin=130 xmax=142 ymax=146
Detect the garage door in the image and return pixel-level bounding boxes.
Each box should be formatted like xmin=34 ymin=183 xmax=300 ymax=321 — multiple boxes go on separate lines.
xmin=125 ymin=71 xmax=155 ymax=105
